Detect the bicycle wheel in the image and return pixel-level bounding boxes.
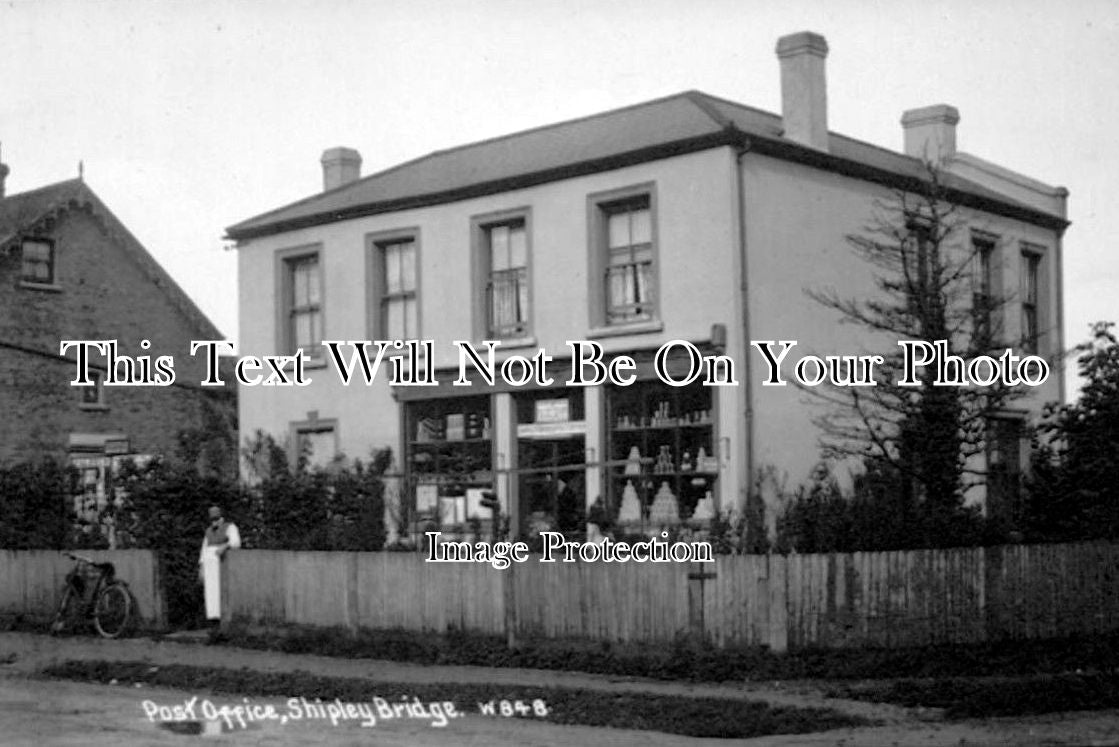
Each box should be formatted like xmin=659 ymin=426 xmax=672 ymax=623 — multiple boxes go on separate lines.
xmin=93 ymin=582 xmax=133 ymax=639
xmin=50 ymin=585 xmax=78 ymax=635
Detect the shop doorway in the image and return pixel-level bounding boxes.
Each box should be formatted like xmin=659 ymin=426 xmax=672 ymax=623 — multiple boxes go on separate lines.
xmin=517 ymin=435 xmax=586 ymax=535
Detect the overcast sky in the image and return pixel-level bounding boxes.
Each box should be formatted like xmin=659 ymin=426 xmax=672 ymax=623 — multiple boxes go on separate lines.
xmin=3 ymin=0 xmax=1115 ymax=396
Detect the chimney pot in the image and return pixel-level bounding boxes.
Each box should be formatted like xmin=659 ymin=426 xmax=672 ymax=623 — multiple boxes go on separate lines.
xmin=320 ymin=147 xmax=362 ymax=191
xmin=901 ymin=105 xmax=959 ymax=165
xmin=776 ymin=31 xmax=829 ymax=152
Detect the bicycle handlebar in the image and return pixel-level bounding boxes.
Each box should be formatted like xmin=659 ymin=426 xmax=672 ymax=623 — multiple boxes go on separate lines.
xmin=63 ymin=551 xmax=97 ymax=565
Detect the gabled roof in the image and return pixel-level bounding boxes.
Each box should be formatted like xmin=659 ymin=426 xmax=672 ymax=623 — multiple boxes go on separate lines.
xmin=226 ymin=90 xmax=1068 ymax=241
xmin=0 ymin=177 xmax=88 ymax=248
xmin=1 ymin=178 xmax=224 ymax=340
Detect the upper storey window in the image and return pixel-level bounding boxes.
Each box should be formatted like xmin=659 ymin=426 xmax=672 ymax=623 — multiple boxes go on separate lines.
xmin=21 ymin=238 xmax=55 ymax=285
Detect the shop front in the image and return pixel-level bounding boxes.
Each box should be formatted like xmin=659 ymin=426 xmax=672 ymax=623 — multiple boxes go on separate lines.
xmin=395 ymin=344 xmax=727 ymax=542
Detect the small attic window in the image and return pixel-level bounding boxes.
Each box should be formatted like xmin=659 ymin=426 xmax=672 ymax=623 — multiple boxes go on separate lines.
xmin=20 ymin=238 xmax=55 ymax=285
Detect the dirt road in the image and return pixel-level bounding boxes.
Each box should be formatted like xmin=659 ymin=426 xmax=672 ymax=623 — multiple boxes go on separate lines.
xmin=1 ymin=632 xmax=1119 ymax=745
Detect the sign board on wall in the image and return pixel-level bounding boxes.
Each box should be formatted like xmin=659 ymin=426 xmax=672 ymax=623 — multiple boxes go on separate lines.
xmin=534 ymin=398 xmax=570 ymax=424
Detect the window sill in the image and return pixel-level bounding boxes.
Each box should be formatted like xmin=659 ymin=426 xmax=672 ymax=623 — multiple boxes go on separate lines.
xmin=476 ymin=335 xmax=537 ymax=350
xmin=380 ymin=341 xmax=428 ymax=358
xmin=586 ymin=320 xmax=664 ymax=339
xmin=19 ymin=280 xmax=62 ymax=293
xmin=276 ymin=356 xmax=327 ymax=373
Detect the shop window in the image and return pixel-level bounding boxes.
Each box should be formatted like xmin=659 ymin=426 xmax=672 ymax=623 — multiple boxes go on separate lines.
xmin=69 ymin=448 xmax=147 ymax=543
xmin=73 ymin=464 xmax=106 ymax=522
xmin=606 ymin=380 xmax=717 ymax=529
xmin=406 ymin=396 xmax=492 ymax=528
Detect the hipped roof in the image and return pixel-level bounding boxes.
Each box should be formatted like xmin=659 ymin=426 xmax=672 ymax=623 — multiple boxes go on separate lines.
xmin=226 ymin=90 xmax=1067 ymax=241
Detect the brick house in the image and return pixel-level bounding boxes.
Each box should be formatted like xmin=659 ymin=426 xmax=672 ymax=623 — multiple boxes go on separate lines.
xmin=228 ymin=32 xmax=1067 ymax=540
xmin=0 ymin=167 xmax=236 ymax=516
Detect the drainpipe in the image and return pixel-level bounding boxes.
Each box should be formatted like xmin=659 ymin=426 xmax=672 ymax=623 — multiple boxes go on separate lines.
xmin=731 ymin=132 xmax=756 ymax=516
xmin=1054 ymin=230 xmax=1066 ymax=406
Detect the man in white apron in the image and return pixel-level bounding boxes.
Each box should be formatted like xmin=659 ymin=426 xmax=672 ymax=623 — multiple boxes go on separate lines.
xmin=198 ymin=505 xmax=240 ymax=622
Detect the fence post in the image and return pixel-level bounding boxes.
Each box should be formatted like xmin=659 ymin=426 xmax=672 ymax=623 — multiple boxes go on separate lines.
xmin=768 ymin=553 xmax=789 ymax=653
xmin=687 ymin=564 xmax=716 ymax=639
xmin=220 ymin=551 xmax=232 ymax=630
xmin=983 ymin=544 xmax=1005 ymax=641
xmin=150 ymin=550 xmax=169 ymax=630
xmin=345 ymin=552 xmax=359 ymax=636
xmin=503 ymin=559 xmax=516 ymax=648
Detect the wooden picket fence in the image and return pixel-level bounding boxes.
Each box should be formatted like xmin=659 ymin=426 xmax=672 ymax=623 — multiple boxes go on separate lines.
xmin=0 ymin=549 xmax=166 ymax=629
xmin=221 ymin=542 xmax=1119 ymax=652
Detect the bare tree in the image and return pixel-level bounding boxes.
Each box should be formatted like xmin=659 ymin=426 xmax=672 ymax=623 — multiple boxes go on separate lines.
xmin=806 ymin=164 xmax=1021 ymax=526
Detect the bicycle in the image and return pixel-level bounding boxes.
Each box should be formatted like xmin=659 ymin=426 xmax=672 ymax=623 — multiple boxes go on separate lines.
xmin=50 ymin=552 xmax=135 ymax=639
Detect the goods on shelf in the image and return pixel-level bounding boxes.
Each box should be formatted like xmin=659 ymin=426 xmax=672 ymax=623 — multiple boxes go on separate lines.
xmin=696 ymin=446 xmax=718 ymax=472
xmin=625 ymin=446 xmax=642 ymax=475
xmin=691 ymin=490 xmax=716 ymax=522
xmin=618 ymin=480 xmax=643 ymax=523
xmin=648 ymin=481 xmax=680 ymax=525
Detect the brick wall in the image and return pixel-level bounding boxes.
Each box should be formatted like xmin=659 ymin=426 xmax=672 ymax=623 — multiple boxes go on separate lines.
xmin=0 ymin=203 xmax=234 ymax=465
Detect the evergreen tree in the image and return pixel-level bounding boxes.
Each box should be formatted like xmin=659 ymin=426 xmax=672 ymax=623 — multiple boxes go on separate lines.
xmin=1026 ymin=322 xmax=1119 ymax=541
xmin=807 ymin=166 xmax=1019 ymax=543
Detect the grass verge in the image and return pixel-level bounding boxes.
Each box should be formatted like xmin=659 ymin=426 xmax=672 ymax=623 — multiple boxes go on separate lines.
xmin=212 ymin=623 xmax=1119 ymax=683
xmin=827 ymin=672 xmax=1119 ymax=718
xmin=42 ymin=659 xmax=868 ymax=739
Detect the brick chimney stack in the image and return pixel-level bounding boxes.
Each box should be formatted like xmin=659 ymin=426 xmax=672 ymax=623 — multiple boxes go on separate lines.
xmin=776 ymin=31 xmax=830 ymax=152
xmin=321 ymin=147 xmax=362 ymax=192
xmin=901 ymin=105 xmax=960 ymax=165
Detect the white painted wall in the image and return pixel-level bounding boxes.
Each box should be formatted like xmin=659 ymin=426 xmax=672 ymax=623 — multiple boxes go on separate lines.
xmin=741 ymin=152 xmax=1064 ymax=503
xmin=236 ymin=143 xmax=1065 ymax=521
xmin=237 ymin=148 xmax=745 ymax=506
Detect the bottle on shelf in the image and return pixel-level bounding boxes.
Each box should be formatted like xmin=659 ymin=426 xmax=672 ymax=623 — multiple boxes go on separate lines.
xmin=625 ymin=446 xmax=642 ymax=475
xmin=648 ymin=481 xmax=680 ymax=525
xmin=618 ymin=480 xmax=642 ymax=524
xmin=696 ymin=446 xmax=718 ymax=472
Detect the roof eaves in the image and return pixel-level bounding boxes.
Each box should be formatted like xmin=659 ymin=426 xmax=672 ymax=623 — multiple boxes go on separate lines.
xmin=0 ymin=178 xmax=89 ymax=251
xmin=228 ymin=90 xmax=711 ymax=237
xmin=226 ymin=129 xmax=740 ymax=241
xmin=227 ymin=149 xmax=451 ymax=234
xmin=227 ymin=88 xmax=1068 ymax=241
xmin=743 ymin=135 xmax=1070 ymax=232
